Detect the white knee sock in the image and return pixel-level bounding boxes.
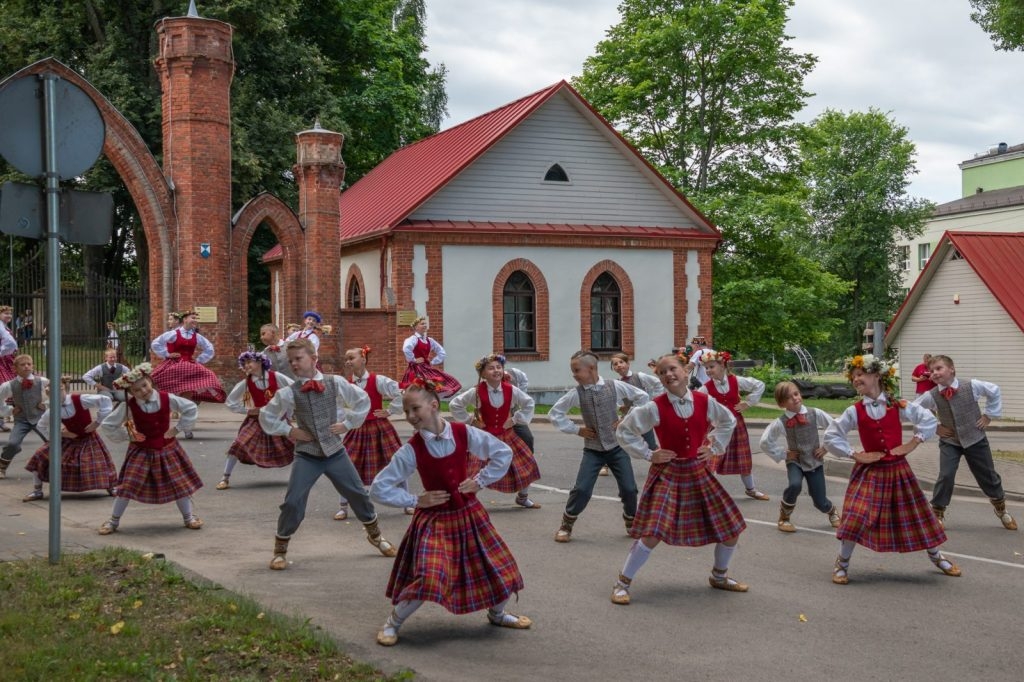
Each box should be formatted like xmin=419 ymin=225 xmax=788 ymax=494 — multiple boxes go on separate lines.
xmin=838 ymin=539 xmax=856 ymax=561
xmin=713 ymin=542 xmax=736 ymax=571
xmin=392 ymin=598 xmax=423 ymax=624
xmin=740 ymin=474 xmax=755 ymax=490
xmin=223 ymin=455 xmax=238 ymax=477
xmin=621 ymin=540 xmax=654 ymax=580
xmin=175 ymin=497 xmax=194 ymax=521
xmin=111 ymin=496 xmax=130 ymax=520
xmin=32 ymin=473 xmax=42 ymax=488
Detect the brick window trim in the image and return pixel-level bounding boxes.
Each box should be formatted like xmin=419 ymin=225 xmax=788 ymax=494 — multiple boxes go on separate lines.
xmin=579 ymin=260 xmax=634 ymax=356
xmin=344 ymin=264 xmax=366 ymax=309
xmin=491 ymin=258 xmax=550 ymax=361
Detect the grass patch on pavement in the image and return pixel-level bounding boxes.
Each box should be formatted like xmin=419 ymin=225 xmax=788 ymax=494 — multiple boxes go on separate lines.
xmin=0 ymin=547 xmax=410 ymax=681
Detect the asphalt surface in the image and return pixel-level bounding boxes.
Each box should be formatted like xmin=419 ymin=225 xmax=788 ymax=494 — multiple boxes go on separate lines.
xmin=2 ymin=406 xmax=1023 ymax=680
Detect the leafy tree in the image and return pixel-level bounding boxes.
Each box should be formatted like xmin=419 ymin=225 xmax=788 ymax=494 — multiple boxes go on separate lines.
xmin=798 ymin=108 xmax=933 ymax=362
xmin=970 ymin=0 xmax=1024 ymax=50
xmin=573 ymin=0 xmax=816 ymax=194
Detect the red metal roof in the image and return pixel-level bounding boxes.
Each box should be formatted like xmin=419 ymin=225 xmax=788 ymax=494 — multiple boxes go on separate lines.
xmin=887 ymin=231 xmax=1024 ymax=341
xmin=394 ymin=220 xmax=719 ymax=240
xmin=337 ymin=80 xmax=719 ymax=243
xmin=262 ymin=243 xmax=282 ymax=262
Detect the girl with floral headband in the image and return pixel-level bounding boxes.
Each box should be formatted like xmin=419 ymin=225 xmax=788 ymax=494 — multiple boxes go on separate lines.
xmin=698 ymin=350 xmax=769 ymax=501
xmin=333 ymin=345 xmax=411 ymax=520
xmin=217 ymin=351 xmax=296 ymax=490
xmin=98 ymin=363 xmax=204 ymax=535
xmin=449 ymin=353 xmax=542 ymax=510
xmin=823 ymin=353 xmax=959 ymax=584
xmin=399 ymin=316 xmax=461 ymax=399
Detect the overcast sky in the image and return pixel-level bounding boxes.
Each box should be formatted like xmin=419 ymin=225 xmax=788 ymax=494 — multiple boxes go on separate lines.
xmin=423 ymin=0 xmax=1024 ymax=203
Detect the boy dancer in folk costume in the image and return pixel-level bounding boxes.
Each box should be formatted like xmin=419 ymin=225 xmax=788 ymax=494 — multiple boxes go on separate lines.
xmin=699 ymin=350 xmax=770 ymax=501
xmin=23 ymin=379 xmax=117 ymax=501
xmin=285 ymin=311 xmax=323 ymax=352
xmin=824 ymin=354 xmax=960 ymax=584
xmin=400 ymin=316 xmax=461 ymax=399
xmin=914 ymin=355 xmax=1017 ymax=530
xmin=334 ymin=345 xmax=411 ymax=520
xmin=82 ymin=348 xmax=132 ymax=404
xmin=370 ymin=380 xmax=531 ymax=646
xmin=610 ymin=352 xmax=663 ymax=452
xmin=260 ymin=323 xmax=296 ymax=381
xmin=218 ymin=351 xmax=295 ymax=490
xmin=611 ymin=352 xmax=748 ymax=603
xmin=548 ymin=350 xmax=650 ymax=542
xmin=150 ymin=309 xmax=227 ymax=417
xmin=98 ymin=363 xmax=204 ymax=534
xmin=259 ymin=339 xmax=397 ymax=570
xmin=0 ymin=355 xmax=50 ymax=478
xmin=759 ymin=381 xmax=841 ymax=532
xmin=450 ymin=353 xmax=542 ymax=509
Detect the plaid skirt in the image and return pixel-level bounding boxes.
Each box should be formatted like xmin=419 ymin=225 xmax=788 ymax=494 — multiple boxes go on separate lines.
xmin=709 ymin=416 xmax=752 ymax=475
xmin=24 ymin=434 xmax=117 ymax=492
xmin=344 ymin=418 xmax=402 ymax=486
xmin=838 ymin=458 xmax=947 ymax=553
xmin=467 ymin=429 xmax=541 ymax=493
xmin=116 ymin=440 xmax=204 ymax=504
xmin=630 ymin=457 xmax=747 ymax=546
xmin=226 ymin=416 xmax=294 ymax=468
xmin=0 ymin=354 xmax=15 ymax=383
xmin=400 ymin=362 xmax=462 ymax=399
xmin=150 ymin=358 xmax=226 ymax=403
xmin=387 ymin=497 xmax=524 ymax=614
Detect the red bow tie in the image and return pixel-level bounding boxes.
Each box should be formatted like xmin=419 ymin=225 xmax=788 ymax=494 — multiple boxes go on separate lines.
xmin=941 ymin=386 xmax=957 ymax=400
xmin=300 ymin=380 xmax=325 ymax=393
xmin=268 ymin=345 xmax=280 ymax=352
xmin=785 ymin=413 xmax=808 ymax=428
xmin=20 ymin=379 xmax=33 ymax=389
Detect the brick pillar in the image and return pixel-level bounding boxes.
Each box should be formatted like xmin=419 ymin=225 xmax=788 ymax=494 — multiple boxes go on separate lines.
xmin=154 ymin=12 xmax=236 ymax=375
xmin=294 ymin=124 xmax=345 ymax=371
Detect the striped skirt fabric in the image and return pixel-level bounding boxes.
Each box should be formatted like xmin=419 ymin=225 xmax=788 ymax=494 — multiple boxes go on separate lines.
xmin=387 ymin=497 xmax=524 ymax=614
xmin=0 ymin=354 xmax=15 ymax=383
xmin=226 ymin=416 xmax=295 ymax=468
xmin=150 ymin=358 xmax=226 ymax=403
xmin=467 ymin=429 xmax=541 ymax=494
xmin=629 ymin=457 xmax=747 ymax=547
xmin=710 ymin=415 xmax=752 ymax=475
xmin=24 ymin=434 xmax=117 ymax=492
xmin=115 ymin=440 xmax=204 ymax=504
xmin=837 ymin=458 xmax=947 ymax=553
xmin=344 ymin=418 xmax=403 ymax=486
xmin=400 ymin=363 xmax=462 ymax=399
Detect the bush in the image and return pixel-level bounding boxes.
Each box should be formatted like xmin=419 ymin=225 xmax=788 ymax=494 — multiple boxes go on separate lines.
xmin=744 ymin=364 xmax=790 ymax=391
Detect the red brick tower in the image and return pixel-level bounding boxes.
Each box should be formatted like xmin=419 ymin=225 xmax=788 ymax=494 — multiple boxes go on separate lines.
xmin=294 ymin=123 xmax=345 ymax=371
xmin=154 ymin=8 xmax=236 ymax=374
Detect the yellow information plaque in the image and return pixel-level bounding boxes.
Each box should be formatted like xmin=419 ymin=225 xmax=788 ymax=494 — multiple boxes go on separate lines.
xmin=397 ymin=309 xmax=420 ymax=327
xmin=194 ymin=306 xmax=218 ymax=323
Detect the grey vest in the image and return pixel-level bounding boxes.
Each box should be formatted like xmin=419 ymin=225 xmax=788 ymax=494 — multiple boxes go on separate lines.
xmin=781 ymin=412 xmax=822 ymax=472
xmin=99 ymin=364 xmax=125 ymax=390
xmin=263 ymin=346 xmax=296 ymax=381
xmin=10 ymin=378 xmax=44 ymax=424
xmin=931 ymin=381 xmax=985 ymax=448
xmin=621 ymin=373 xmax=644 ymax=410
xmin=291 ymin=377 xmax=346 ymax=458
xmin=577 ymin=381 xmax=620 ymax=451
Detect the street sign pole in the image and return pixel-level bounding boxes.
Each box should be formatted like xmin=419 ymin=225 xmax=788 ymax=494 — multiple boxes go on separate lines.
xmin=43 ymin=73 xmax=64 ymax=564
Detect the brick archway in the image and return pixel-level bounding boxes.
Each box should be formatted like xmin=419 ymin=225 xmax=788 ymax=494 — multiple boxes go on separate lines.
xmin=15 ymin=58 xmax=175 ymax=340
xmin=491 ymin=258 xmax=550 ymax=361
xmin=579 ymin=260 xmax=635 ymax=357
xmin=344 ymin=264 xmax=366 ymax=309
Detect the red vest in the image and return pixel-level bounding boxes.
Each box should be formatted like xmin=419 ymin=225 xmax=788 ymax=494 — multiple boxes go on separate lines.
xmin=412 ymin=336 xmax=431 ymax=361
xmin=704 ymin=375 xmax=741 ymax=415
xmin=62 ymin=394 xmax=92 ymax=436
xmin=411 ymin=422 xmax=472 ymax=510
xmin=652 ymin=392 xmax=710 ymax=460
xmin=127 ymin=391 xmax=173 ymax=449
xmin=167 ymin=329 xmax=197 ymax=361
xmin=246 ymin=372 xmax=279 ymax=409
xmin=476 ymin=382 xmax=512 ymax=436
xmin=350 ymin=373 xmax=383 ymax=422
xmin=854 ymin=400 xmax=903 ymax=462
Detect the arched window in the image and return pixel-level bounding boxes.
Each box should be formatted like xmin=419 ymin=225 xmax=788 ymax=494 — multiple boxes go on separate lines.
xmin=347 ymin=276 xmax=362 ymax=309
xmin=590 ymin=272 xmax=620 ymax=351
xmin=503 ymin=271 xmax=535 ymax=352
xmin=544 ymin=163 xmax=569 ymax=182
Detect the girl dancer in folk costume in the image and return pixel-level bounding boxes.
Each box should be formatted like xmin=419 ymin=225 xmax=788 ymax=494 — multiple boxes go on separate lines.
xmin=98 ymin=363 xmax=204 ymax=534
xmin=610 ymin=352 xmax=747 ymax=604
xmin=334 ymin=345 xmax=411 ymax=520
xmin=758 ymin=381 xmax=841 ymax=533
xmin=698 ymin=350 xmax=769 ymax=501
xmin=260 ymin=323 xmax=295 ymax=381
xmin=82 ymin=348 xmax=132 ymax=404
xmin=285 ymin=311 xmax=323 ymax=353
xmin=218 ymin=351 xmax=295 ymax=490
xmin=399 ymin=316 xmax=461 ymax=399
xmin=23 ymin=379 xmax=117 ymax=501
xmin=450 ymin=353 xmax=542 ymax=510
xmin=0 ymin=306 xmax=20 ymax=387
xmin=150 ymin=309 xmax=227 ymax=413
xmin=370 ymin=380 xmax=531 ymax=647
xmin=823 ymin=354 xmax=959 ymax=584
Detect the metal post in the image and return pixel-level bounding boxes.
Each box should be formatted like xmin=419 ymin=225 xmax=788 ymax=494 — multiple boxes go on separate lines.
xmin=873 ymin=321 xmax=886 ymax=359
xmin=42 ymin=73 xmax=63 ymax=564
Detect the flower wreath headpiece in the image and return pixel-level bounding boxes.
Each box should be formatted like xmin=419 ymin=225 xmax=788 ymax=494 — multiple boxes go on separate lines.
xmin=843 ymin=353 xmax=899 ymax=397
xmin=475 ymin=353 xmax=507 ymax=374
xmin=405 ymin=377 xmax=444 ymax=395
xmin=114 ymin=362 xmax=153 ymax=389
xmin=700 ymin=350 xmax=732 ymax=367
xmin=237 ymin=351 xmax=271 ymax=371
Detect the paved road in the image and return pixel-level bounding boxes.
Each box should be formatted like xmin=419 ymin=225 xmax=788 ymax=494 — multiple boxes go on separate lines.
xmin=2 ymin=408 xmax=1023 ymax=680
